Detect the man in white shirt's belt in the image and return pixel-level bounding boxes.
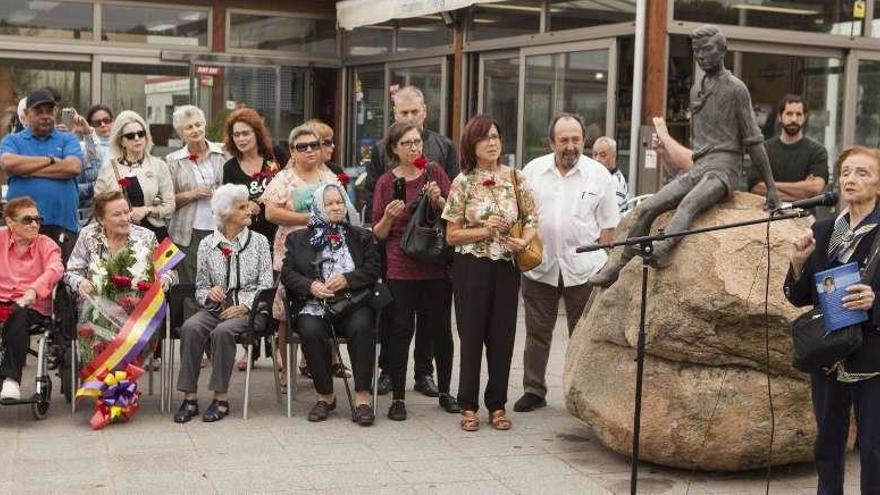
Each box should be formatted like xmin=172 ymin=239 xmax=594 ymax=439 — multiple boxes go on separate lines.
xmin=515 ymin=113 xmax=620 ymax=413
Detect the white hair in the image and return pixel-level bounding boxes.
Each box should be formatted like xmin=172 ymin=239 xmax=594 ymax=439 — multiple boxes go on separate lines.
xmin=16 ymin=97 xmax=27 ymax=123
xmin=211 ymin=184 xmax=249 ymax=225
xmin=171 ymin=105 xmax=206 ymax=133
xmin=109 ymin=110 xmax=154 ymax=158
xmin=392 ymin=86 xmax=424 ymax=106
xmin=288 ymin=124 xmax=319 ymax=145
xmin=593 ymin=136 xmax=617 ymax=154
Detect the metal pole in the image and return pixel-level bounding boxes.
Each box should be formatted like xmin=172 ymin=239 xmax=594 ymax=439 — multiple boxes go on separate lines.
xmin=628 ymin=0 xmax=648 ymax=195
xmin=631 ymin=246 xmax=651 ymax=494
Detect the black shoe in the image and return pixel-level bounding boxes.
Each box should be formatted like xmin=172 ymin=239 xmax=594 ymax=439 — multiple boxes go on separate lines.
xmin=355 ymin=403 xmax=375 ymax=426
xmin=513 ymin=392 xmax=547 ymax=412
xmin=377 ymin=373 xmax=392 ymax=396
xmin=414 ymin=376 xmax=439 ymax=397
xmin=173 ymin=399 xmax=199 ymax=423
xmin=308 ymin=399 xmax=336 ymax=422
xmin=439 ymin=393 xmax=461 ymax=413
xmin=387 ymin=400 xmax=407 ymax=421
xmin=202 ymin=400 xmax=229 ymax=422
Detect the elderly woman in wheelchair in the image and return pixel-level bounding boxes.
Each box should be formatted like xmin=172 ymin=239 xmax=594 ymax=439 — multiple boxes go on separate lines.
xmin=281 ymin=183 xmax=381 ymax=426
xmin=0 ymin=196 xmax=64 ymax=402
xmin=173 ymin=184 xmax=273 ymax=423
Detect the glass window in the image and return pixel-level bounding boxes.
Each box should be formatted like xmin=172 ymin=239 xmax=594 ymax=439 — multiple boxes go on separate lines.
xmin=0 ymin=0 xmax=93 ymax=40
xmin=279 ymin=66 xmax=308 ymax=141
xmin=390 ymin=65 xmax=444 ymax=134
xmin=548 ymin=0 xmax=636 ymax=31
xmin=523 ymin=49 xmax=610 ymax=164
xmin=397 ymin=17 xmax=452 ymax=52
xmin=101 ymin=4 xmax=208 ymax=47
xmin=468 ymin=0 xmax=541 ymax=42
xmin=346 ymin=24 xmax=394 ymax=57
xmin=482 ymin=56 xmax=520 ymax=166
xmin=854 ymin=61 xmax=880 ymax=148
xmin=228 ymin=13 xmax=336 ymax=54
xmin=192 ymin=66 xmax=279 ymax=143
xmin=101 ymin=63 xmax=190 ymax=157
xmin=350 ymin=67 xmax=386 ymax=168
xmin=673 ymin=0 xmax=863 ymax=36
xmin=0 ymin=58 xmax=90 ymax=113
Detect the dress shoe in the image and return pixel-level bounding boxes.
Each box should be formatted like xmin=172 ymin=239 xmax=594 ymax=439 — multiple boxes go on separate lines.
xmin=355 ymin=404 xmax=375 ymax=426
xmin=387 ymin=400 xmax=407 ymax=421
xmin=377 ymin=373 xmax=392 ymax=396
xmin=439 ymin=393 xmax=460 ymax=413
xmin=308 ymin=399 xmax=336 ymax=422
xmin=173 ymin=399 xmax=199 ymax=423
xmin=413 ymin=375 xmax=439 ymax=397
xmin=513 ymin=392 xmax=547 ymax=412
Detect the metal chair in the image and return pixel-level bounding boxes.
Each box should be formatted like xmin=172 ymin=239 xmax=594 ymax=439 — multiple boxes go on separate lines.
xmin=159 ymin=283 xmax=195 ymax=413
xmin=239 ymin=287 xmax=282 ymax=419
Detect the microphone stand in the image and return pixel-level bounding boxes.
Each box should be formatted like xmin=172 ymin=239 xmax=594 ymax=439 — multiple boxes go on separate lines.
xmin=576 ymin=209 xmax=810 ymax=495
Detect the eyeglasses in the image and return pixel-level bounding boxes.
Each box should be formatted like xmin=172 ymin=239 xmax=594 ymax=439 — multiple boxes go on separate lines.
xmin=321 ymin=139 xmax=335 ymax=148
xmin=232 ymin=130 xmax=253 ymax=139
xmin=122 ymin=130 xmax=146 ymax=140
xmin=479 ymin=134 xmax=501 ymax=143
xmin=291 ymin=141 xmax=320 ymax=152
xmin=15 ymin=215 xmax=43 ymax=226
xmin=90 ymin=117 xmax=112 ymax=127
xmin=398 ymin=139 xmax=423 ymax=149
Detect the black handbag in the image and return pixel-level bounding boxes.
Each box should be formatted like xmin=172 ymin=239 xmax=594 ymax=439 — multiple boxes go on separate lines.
xmin=790 ymin=231 xmax=880 ymax=372
xmin=325 ymin=281 xmax=393 ymax=320
xmin=400 ymin=165 xmax=450 ymax=264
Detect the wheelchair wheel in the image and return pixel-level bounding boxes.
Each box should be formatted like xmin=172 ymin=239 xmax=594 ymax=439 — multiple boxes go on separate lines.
xmin=32 ymin=376 xmax=51 ymax=420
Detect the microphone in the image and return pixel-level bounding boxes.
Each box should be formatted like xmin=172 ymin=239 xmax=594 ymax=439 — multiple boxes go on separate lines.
xmin=774 ymin=191 xmax=838 ymax=211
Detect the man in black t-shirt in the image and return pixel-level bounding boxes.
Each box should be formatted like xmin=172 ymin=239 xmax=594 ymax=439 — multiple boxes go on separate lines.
xmin=748 ymin=94 xmax=828 ymax=202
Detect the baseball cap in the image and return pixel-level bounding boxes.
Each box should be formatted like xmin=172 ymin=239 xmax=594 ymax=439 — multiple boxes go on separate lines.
xmin=26 ymin=89 xmax=57 ymax=110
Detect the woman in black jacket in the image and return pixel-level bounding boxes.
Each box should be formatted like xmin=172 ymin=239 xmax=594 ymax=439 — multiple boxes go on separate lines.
xmin=785 ymin=146 xmax=880 ymax=493
xmin=281 ymin=183 xmax=380 ymax=426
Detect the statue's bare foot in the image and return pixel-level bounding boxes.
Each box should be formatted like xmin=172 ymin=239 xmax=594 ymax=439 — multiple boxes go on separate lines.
xmin=646 ymin=242 xmax=674 ymax=269
xmin=588 ymin=262 xmax=622 ymax=288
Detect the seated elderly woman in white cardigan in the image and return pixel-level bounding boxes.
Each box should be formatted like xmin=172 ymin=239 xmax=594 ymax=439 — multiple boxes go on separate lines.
xmin=174 ymin=184 xmax=273 ymax=423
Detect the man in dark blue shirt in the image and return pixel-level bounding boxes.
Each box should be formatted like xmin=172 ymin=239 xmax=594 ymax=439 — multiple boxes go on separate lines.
xmin=1 ymin=89 xmax=83 ymax=261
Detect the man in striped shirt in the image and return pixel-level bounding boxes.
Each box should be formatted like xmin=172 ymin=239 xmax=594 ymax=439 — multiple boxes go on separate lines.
xmin=592 ymin=137 xmax=631 ymax=214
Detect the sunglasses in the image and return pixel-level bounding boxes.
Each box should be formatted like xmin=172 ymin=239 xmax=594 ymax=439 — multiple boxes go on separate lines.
xmin=90 ymin=117 xmax=112 ymax=127
xmin=15 ymin=215 xmax=43 ymax=226
xmin=291 ymin=141 xmax=320 ymax=153
xmin=122 ymin=130 xmax=146 ymax=140
xmin=321 ymin=139 xmax=334 ymax=147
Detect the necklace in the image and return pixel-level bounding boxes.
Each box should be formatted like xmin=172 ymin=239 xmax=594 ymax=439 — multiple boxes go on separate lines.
xmin=120 ymin=155 xmax=145 ymax=168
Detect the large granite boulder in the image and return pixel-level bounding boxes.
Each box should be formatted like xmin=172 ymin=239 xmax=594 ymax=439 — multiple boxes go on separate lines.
xmin=564 ymin=192 xmax=817 ymax=471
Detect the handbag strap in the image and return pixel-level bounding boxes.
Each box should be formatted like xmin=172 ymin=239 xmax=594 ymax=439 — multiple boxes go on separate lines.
xmin=111 ymin=159 xmax=131 ymax=205
xmin=510 ymin=168 xmax=524 ymax=223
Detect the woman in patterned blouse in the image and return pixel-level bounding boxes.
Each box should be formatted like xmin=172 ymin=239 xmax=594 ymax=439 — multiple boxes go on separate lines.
xmin=173 ymin=184 xmax=273 ymax=423
xmin=441 ymin=115 xmax=539 ymax=432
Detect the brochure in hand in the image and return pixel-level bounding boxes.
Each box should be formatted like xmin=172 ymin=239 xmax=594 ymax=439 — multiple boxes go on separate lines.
xmin=815 ymin=262 xmax=869 ymax=333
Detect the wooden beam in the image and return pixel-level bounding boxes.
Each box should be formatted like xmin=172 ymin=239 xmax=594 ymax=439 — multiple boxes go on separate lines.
xmin=643 ymin=0 xmax=668 ymax=191
xmin=451 ymin=16 xmax=464 ymax=146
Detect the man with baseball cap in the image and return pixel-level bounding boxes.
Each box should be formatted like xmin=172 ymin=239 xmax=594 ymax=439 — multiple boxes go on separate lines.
xmin=0 ymin=88 xmax=83 ymax=260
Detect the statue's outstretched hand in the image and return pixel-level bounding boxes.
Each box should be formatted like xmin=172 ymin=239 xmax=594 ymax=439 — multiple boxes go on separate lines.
xmin=764 ymin=187 xmax=781 ymax=211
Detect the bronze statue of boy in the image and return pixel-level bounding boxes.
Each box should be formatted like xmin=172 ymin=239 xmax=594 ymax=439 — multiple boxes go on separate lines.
xmin=589 ymin=24 xmax=781 ymax=287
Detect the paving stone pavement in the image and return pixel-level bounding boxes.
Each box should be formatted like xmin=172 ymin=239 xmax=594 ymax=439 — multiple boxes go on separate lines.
xmin=2 ymin=301 xmax=856 ymax=494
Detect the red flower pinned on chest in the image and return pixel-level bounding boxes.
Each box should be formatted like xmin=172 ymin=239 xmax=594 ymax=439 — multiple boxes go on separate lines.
xmin=118 ymin=177 xmax=132 ymax=188
xmin=110 ymin=274 xmax=132 ymax=289
xmin=482 ymin=178 xmax=496 ymax=188
xmin=413 ymin=156 xmax=428 ymax=170
xmin=0 ymin=305 xmax=13 ymax=324
xmin=136 ymin=280 xmax=152 ymax=292
xmin=220 ymin=246 xmax=233 ymax=258
xmin=337 ymin=172 xmax=350 ymax=184
xmin=327 ymin=233 xmax=342 ymax=247
xmin=188 ymin=153 xmax=199 ymax=162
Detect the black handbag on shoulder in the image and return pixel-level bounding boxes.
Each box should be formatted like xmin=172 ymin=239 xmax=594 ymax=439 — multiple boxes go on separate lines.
xmin=790 ymin=231 xmax=880 ymax=372
xmin=400 ymin=164 xmax=450 ymax=264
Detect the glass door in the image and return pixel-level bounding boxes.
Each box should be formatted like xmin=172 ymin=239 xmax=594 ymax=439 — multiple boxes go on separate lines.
xmin=388 ymin=57 xmax=448 ymax=135
xmin=479 ymin=53 xmax=520 ymax=166
xmin=349 ymin=65 xmax=386 ymax=167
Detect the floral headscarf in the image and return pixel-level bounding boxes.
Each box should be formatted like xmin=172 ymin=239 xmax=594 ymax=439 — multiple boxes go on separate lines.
xmin=308 ymin=183 xmax=359 ymax=251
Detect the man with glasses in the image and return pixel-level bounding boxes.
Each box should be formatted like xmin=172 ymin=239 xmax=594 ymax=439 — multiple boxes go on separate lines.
xmin=363 ymin=85 xmax=458 ymax=398
xmin=0 ymin=89 xmax=83 ymax=261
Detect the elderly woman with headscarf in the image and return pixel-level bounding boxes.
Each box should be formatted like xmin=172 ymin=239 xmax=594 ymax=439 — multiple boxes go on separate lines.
xmin=173 ymin=184 xmax=273 ymax=423
xmin=281 ymin=183 xmax=379 ymax=426
xmin=165 ymin=105 xmax=228 ymax=285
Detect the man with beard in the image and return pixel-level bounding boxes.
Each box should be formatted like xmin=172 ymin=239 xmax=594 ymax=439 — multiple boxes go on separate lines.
xmin=514 ymin=113 xmax=619 ymax=412
xmin=748 ymin=94 xmax=828 ymax=204
xmin=589 ymin=24 xmax=781 ymax=287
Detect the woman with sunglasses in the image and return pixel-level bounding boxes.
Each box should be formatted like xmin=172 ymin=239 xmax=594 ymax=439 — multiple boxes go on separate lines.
xmin=0 ymin=197 xmax=64 ymax=401
xmin=262 ymin=125 xmax=340 ymax=386
xmin=94 ymin=110 xmax=175 ymax=241
xmin=304 ymin=119 xmax=344 ymax=176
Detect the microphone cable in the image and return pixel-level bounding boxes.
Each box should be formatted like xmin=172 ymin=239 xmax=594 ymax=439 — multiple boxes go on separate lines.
xmin=763 ymin=216 xmax=776 ymax=494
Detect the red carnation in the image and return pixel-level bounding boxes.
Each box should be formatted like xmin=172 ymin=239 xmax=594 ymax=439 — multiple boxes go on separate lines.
xmin=328 ymin=233 xmax=342 ymax=244
xmin=0 ymin=305 xmax=13 ymax=324
xmin=119 ymin=294 xmax=142 ymax=312
xmin=482 ymin=178 xmax=496 ymax=187
xmin=118 ymin=177 xmax=132 ymax=188
xmin=337 ymin=172 xmax=350 ymax=184
xmin=136 ymin=280 xmax=152 ymax=292
xmin=188 ymin=153 xmax=199 ymax=162
xmin=110 ymin=274 xmax=132 ymax=288
xmin=77 ymin=325 xmax=94 ymax=338
xmin=220 ymin=247 xmax=233 ymax=257
xmin=251 ymin=171 xmax=263 ymax=181
xmin=413 ymin=156 xmax=428 ymax=170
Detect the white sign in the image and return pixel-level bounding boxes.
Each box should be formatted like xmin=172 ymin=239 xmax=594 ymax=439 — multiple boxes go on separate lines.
xmin=337 ymin=0 xmax=505 ymax=30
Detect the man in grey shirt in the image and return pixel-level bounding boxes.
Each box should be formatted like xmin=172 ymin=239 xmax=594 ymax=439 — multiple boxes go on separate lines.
xmin=590 ymin=24 xmax=780 ymax=287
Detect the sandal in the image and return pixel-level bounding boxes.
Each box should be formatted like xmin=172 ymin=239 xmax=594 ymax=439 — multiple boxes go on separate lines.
xmin=460 ymin=410 xmax=480 ymax=431
xmin=173 ymin=399 xmax=199 ymax=424
xmin=490 ymin=409 xmax=512 ymax=430
xmin=235 ymin=355 xmax=248 ymax=372
xmin=308 ymin=399 xmax=336 ymax=422
xmin=202 ymin=399 xmax=229 ymax=423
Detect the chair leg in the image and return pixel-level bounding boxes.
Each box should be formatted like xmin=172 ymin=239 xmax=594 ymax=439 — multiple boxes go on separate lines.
xmin=243 ymin=343 xmax=252 ymax=420
xmin=147 ymin=357 xmax=154 ymax=396
xmin=71 ymin=341 xmax=78 ymax=414
xmin=373 ymin=342 xmax=380 ymax=412
xmin=159 ymin=340 xmax=166 ymax=413
xmin=270 ymin=339 xmax=281 ymax=404
xmin=286 ymin=342 xmax=293 ymax=418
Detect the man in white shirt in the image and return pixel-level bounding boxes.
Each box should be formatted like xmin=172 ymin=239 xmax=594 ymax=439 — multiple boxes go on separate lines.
xmin=514 ymin=113 xmax=620 ymax=412
xmin=592 ymin=136 xmax=631 ymax=214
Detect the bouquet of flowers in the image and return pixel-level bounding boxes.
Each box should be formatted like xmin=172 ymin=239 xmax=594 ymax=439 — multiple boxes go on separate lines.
xmin=77 ymin=242 xmax=155 ymax=365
